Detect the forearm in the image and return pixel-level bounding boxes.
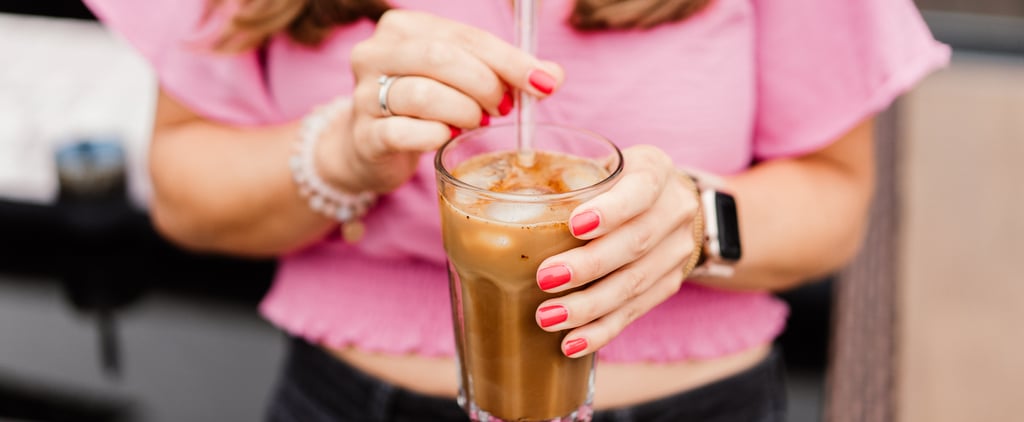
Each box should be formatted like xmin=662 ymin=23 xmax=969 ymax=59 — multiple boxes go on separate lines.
xmin=150 ymin=118 xmax=334 ymax=257
xmin=696 ymin=119 xmax=876 ymax=291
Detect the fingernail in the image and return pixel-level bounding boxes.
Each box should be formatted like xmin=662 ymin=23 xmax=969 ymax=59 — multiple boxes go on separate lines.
xmin=564 ymin=338 xmax=588 ymax=357
xmin=538 ymin=305 xmax=568 ymax=328
xmin=498 ymin=91 xmax=514 ymax=116
xmin=479 ymin=113 xmax=490 ymax=127
xmin=570 ymin=211 xmax=600 ymax=236
xmin=449 ymin=126 xmax=462 ymax=139
xmin=538 ymin=265 xmax=571 ymax=290
xmin=528 ymin=69 xmax=556 ymax=95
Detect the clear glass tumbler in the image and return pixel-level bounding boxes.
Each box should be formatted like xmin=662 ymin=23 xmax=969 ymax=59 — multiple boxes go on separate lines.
xmin=435 ymin=123 xmax=623 ymax=422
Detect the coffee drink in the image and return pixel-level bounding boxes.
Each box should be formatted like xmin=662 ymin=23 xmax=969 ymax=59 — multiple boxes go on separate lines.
xmin=440 ymin=149 xmax=610 ymax=421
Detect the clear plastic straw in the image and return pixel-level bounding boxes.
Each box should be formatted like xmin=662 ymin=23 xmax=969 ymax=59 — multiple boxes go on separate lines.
xmin=515 ymin=0 xmax=537 ymax=168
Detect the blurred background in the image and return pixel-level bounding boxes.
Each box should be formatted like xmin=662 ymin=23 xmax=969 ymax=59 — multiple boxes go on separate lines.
xmin=0 ymin=1 xmax=1020 ymax=421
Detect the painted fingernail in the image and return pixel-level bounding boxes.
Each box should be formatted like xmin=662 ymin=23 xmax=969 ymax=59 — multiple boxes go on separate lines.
xmin=528 ymin=69 xmax=556 ymax=95
xmin=538 ymin=305 xmax=568 ymax=328
xmin=449 ymin=126 xmax=462 ymax=139
xmin=480 ymin=113 xmax=490 ymax=127
xmin=564 ymin=338 xmax=588 ymax=357
xmin=570 ymin=211 xmax=600 ymax=236
xmin=538 ymin=265 xmax=571 ymax=290
xmin=498 ymin=91 xmax=514 ymax=116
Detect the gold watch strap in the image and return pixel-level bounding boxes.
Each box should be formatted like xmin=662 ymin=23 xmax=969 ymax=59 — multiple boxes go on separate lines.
xmin=678 ymin=171 xmax=706 ymax=280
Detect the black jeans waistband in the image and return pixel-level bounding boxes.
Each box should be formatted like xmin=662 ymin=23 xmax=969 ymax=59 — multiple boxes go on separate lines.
xmin=266 ymin=337 xmax=786 ymax=422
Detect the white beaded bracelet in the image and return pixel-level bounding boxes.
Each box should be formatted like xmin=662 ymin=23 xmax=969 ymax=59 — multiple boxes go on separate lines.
xmin=289 ymin=97 xmax=377 ymax=243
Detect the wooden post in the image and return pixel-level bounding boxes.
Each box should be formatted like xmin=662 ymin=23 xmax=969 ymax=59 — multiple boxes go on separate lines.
xmin=824 ymin=107 xmax=901 ymax=422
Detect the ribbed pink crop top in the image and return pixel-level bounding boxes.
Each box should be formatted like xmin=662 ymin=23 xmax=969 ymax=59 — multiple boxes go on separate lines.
xmin=85 ymin=0 xmax=948 ymax=362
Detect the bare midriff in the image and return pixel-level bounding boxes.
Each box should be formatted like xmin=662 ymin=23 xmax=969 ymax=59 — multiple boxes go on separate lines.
xmin=328 ymin=342 xmax=771 ymax=409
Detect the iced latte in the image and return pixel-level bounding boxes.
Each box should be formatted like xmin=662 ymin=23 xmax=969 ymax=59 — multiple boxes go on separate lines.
xmin=436 ymin=124 xmax=622 ymax=422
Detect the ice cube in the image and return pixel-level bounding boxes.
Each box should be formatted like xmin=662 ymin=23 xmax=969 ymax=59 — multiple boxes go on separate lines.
xmin=561 ymin=164 xmax=607 ymax=191
xmin=462 ymin=230 xmax=512 ymax=250
xmin=452 ymin=190 xmax=476 ymax=206
xmin=457 ymin=159 xmax=509 ymax=190
xmin=452 ymin=163 xmax=506 ymax=205
xmin=485 ymin=233 xmax=512 ymax=249
xmin=485 ymin=201 xmax=547 ymax=224
xmin=459 ymin=170 xmax=500 ymax=190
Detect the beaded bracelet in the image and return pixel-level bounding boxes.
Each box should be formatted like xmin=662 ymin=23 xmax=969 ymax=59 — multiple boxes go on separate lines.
xmin=289 ymin=97 xmax=377 ymax=243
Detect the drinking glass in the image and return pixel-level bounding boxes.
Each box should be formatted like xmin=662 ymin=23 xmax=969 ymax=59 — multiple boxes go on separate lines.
xmin=435 ymin=123 xmax=623 ymax=422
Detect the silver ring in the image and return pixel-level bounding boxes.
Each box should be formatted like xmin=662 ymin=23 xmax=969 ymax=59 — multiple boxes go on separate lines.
xmin=377 ymin=75 xmax=402 ymax=117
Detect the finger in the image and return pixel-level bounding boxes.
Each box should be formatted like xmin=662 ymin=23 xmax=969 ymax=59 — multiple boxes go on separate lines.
xmin=372 ymin=10 xmax=565 ymax=99
xmin=537 ymin=173 xmax=695 ymax=293
xmin=361 ymin=115 xmax=452 ymax=157
xmin=536 ymin=228 xmax=691 ymax=332
xmin=537 ymin=200 xmax=679 ymax=293
xmin=560 ymin=273 xmax=684 ymax=358
xmin=568 ymin=146 xmax=675 ymax=239
xmin=353 ymin=37 xmax=508 ymax=115
xmin=355 ymin=75 xmax=486 ymax=128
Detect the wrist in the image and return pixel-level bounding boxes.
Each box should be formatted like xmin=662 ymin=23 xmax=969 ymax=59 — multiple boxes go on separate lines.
xmin=681 ymin=167 xmax=742 ymax=278
xmin=290 ymin=97 xmax=377 ymax=242
xmin=677 ymin=172 xmax=705 ymax=279
xmin=312 ymin=102 xmax=364 ymax=194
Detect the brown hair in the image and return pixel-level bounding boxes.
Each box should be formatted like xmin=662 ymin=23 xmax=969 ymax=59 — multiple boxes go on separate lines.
xmin=211 ymin=0 xmax=713 ymax=51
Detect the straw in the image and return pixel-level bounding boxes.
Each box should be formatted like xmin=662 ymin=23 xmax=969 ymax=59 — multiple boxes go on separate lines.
xmin=514 ymin=0 xmax=537 ymax=168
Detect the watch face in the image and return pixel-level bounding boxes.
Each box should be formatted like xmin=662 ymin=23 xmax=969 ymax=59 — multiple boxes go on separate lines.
xmin=714 ymin=192 xmax=742 ymax=260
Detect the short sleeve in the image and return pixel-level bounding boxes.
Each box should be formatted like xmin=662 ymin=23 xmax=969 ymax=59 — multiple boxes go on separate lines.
xmin=752 ymin=0 xmax=950 ymax=159
xmin=83 ymin=0 xmax=276 ymax=125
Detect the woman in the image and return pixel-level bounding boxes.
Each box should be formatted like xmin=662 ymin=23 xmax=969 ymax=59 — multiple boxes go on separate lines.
xmin=84 ymin=0 xmax=949 ymax=420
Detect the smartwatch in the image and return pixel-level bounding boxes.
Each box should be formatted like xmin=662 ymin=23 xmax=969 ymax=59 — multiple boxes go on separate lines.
xmin=686 ymin=169 xmax=742 ymax=278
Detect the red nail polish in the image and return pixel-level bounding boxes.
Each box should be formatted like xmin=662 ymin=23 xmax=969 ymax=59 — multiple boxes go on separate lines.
xmin=564 ymin=338 xmax=588 ymax=357
xmin=538 ymin=305 xmax=568 ymax=328
xmin=538 ymin=265 xmax=571 ymax=290
xmin=480 ymin=113 xmax=490 ymax=127
xmin=449 ymin=126 xmax=462 ymax=139
xmin=498 ymin=92 xmax=514 ymax=116
xmin=528 ymin=69 xmax=556 ymax=95
xmin=570 ymin=211 xmax=599 ymax=236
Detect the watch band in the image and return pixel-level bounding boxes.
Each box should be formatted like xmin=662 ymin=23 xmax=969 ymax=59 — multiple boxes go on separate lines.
xmin=680 ymin=167 xmax=741 ymax=278
xmin=677 ymin=172 xmax=705 ymax=280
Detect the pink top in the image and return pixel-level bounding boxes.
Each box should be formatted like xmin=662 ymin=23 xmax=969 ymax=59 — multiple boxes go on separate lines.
xmin=86 ymin=0 xmax=949 ymax=362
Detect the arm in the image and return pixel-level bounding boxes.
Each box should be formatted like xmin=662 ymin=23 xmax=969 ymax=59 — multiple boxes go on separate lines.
xmin=533 ymin=117 xmax=875 ymax=356
xmin=148 ymin=90 xmax=336 ymax=257
xmin=704 ymin=117 xmax=876 ymax=291
xmin=148 ymin=10 xmax=564 ymax=257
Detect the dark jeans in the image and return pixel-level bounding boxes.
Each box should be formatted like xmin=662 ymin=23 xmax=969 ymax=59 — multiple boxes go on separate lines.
xmin=266 ymin=338 xmax=786 ymax=422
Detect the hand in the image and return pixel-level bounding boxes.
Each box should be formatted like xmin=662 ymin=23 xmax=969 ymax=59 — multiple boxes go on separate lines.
xmin=533 ymin=145 xmax=701 ymax=357
xmin=318 ymin=10 xmax=564 ymax=193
